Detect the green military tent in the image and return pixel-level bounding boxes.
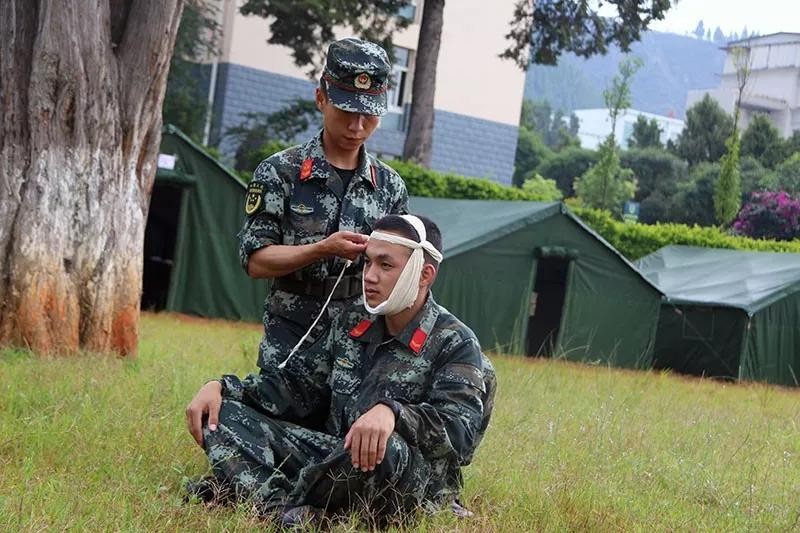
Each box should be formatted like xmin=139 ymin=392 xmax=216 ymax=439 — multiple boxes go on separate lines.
xmin=409 ymin=197 xmax=663 ymax=368
xmin=143 ymin=125 xmax=265 ymax=322
xmin=636 ymin=245 xmax=800 ymax=386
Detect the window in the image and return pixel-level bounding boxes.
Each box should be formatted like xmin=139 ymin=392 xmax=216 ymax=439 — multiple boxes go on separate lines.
xmin=397 ymin=1 xmax=417 ymax=22
xmin=387 ymin=47 xmax=411 ymax=114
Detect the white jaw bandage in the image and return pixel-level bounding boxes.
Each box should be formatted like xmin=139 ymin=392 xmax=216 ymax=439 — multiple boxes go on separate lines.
xmin=363 ymin=215 xmax=443 ymax=315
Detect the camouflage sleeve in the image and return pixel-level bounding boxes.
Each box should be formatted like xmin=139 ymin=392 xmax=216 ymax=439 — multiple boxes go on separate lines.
xmin=220 ymin=329 xmax=333 ymax=419
xmin=391 ymin=338 xmax=485 ymax=464
xmin=236 ymin=159 xmax=287 ymax=271
xmin=391 ymin=173 xmax=409 ymax=215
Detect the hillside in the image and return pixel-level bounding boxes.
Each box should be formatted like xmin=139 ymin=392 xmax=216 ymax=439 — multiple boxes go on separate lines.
xmin=525 ymin=31 xmax=726 ymax=118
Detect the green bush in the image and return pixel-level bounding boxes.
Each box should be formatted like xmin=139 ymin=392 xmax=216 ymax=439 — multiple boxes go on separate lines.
xmin=521 ymin=174 xmax=563 ymax=201
xmin=572 ymin=206 xmax=800 ymax=260
xmin=387 ymin=160 xmax=560 ymax=201
xmin=513 ymin=126 xmax=553 ymax=187
xmin=535 ymin=146 xmax=599 ymax=196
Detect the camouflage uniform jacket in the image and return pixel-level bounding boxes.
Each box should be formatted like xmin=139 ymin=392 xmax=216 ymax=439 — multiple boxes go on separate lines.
xmin=220 ymin=294 xmax=495 ymax=506
xmin=237 ymin=131 xmax=408 ymax=369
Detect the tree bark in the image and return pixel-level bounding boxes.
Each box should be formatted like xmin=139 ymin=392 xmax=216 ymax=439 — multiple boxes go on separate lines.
xmin=0 ymin=0 xmax=183 ymax=356
xmin=401 ymin=0 xmax=444 ymax=166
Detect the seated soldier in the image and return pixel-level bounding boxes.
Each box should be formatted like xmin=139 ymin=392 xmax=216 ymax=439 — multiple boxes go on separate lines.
xmin=184 ymin=214 xmax=496 ymax=527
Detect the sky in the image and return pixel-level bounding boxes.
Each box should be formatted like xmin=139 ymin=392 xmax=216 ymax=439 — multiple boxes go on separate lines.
xmin=648 ymin=0 xmax=797 ymax=37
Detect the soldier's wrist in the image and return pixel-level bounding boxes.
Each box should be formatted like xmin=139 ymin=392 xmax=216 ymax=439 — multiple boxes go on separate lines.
xmin=311 ymin=238 xmax=331 ymax=259
xmin=376 ymin=399 xmax=403 ymax=421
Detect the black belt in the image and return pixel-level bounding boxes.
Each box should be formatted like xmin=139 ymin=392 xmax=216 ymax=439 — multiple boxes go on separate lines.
xmin=274 ymin=275 xmax=362 ymax=300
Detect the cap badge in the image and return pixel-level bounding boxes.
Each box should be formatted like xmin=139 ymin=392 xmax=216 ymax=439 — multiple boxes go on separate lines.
xmin=354 ymin=73 xmax=372 ymax=90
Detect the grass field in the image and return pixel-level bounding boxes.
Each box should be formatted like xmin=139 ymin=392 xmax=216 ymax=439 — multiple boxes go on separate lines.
xmin=2 ymin=312 xmax=800 ymax=531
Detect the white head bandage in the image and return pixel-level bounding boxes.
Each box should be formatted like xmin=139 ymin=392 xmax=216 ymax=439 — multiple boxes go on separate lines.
xmin=363 ymin=215 xmax=443 ymax=315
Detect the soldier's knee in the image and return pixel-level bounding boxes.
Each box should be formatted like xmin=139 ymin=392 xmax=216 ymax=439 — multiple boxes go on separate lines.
xmin=373 ymin=433 xmax=411 ymax=480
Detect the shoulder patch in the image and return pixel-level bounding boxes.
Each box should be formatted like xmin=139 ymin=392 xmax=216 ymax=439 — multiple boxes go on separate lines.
xmin=244 ymin=181 xmax=265 ymax=216
xmin=349 ymin=319 xmax=373 ymax=338
xmin=409 ymin=328 xmax=428 ymax=354
xmin=299 ymin=158 xmax=313 ymax=181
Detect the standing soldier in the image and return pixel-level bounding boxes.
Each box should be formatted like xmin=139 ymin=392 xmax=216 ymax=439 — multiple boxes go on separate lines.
xmin=239 ymin=38 xmax=408 ymax=371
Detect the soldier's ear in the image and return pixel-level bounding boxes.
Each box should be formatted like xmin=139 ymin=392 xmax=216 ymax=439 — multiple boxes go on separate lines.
xmin=420 ymin=263 xmax=437 ymax=289
xmin=315 ymin=87 xmax=326 ymax=112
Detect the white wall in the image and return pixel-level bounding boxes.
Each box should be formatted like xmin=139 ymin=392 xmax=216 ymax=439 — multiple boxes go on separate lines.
xmin=433 ymin=0 xmax=525 ymax=125
xmin=574 ymin=109 xmax=684 ymax=150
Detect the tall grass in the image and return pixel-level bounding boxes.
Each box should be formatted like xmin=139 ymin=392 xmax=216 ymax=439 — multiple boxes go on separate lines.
xmin=1 ymin=313 xmax=799 ymax=531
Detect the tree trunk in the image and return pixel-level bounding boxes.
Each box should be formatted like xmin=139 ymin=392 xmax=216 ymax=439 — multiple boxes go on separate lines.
xmin=0 ymin=0 xmax=184 ymax=357
xmin=401 ymin=0 xmax=444 ymax=166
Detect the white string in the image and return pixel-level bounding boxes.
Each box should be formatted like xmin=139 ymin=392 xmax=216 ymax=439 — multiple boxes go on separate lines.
xmin=277 ymin=259 xmax=352 ymax=369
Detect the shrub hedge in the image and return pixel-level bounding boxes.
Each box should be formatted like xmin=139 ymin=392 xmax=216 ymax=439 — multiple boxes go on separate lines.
xmin=572 ymin=206 xmax=800 ymax=260
xmin=386 ymin=160 xmax=556 ymax=201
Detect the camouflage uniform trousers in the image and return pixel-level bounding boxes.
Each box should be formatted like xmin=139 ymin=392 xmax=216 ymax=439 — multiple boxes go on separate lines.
xmin=202 ymin=398 xmax=428 ymax=517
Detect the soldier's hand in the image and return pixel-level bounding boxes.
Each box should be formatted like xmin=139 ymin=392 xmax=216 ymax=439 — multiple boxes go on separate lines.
xmin=319 ymin=231 xmax=368 ymax=261
xmin=343 ymin=403 xmax=395 ymax=472
xmin=185 ymin=380 xmax=223 ymax=448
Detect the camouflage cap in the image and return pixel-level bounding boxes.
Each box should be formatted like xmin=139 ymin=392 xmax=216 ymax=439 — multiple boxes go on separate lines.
xmin=322 ymin=38 xmax=391 ymax=116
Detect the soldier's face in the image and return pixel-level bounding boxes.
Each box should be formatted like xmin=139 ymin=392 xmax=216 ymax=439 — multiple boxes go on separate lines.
xmin=362 ymin=236 xmax=413 ymax=307
xmin=317 ymin=89 xmax=380 ymax=153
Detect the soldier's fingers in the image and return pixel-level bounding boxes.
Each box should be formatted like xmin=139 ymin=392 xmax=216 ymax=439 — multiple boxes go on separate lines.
xmin=365 ymin=432 xmax=378 ymax=471
xmin=376 ymin=433 xmax=388 ymax=465
xmin=344 ymin=428 xmax=353 ymax=450
xmin=350 ymin=432 xmax=362 ymax=468
xmin=208 ymin=399 xmax=220 ymax=431
xmin=189 ymin=407 xmax=205 ymax=447
xmin=339 ymin=231 xmax=368 ymax=243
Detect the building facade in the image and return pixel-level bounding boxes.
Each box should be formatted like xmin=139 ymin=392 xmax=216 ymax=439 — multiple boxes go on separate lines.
xmin=686 ymin=32 xmax=800 ymax=137
xmin=204 ymin=0 xmax=525 ymax=184
xmin=572 ymin=108 xmax=684 ymax=150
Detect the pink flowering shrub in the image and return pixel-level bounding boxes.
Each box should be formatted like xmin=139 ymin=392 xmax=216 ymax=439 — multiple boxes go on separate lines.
xmin=732 ymin=191 xmax=800 ymax=241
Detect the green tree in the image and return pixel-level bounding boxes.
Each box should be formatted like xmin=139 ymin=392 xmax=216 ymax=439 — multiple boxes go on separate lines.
xmin=673 ymin=94 xmax=735 ymax=166
xmin=521 ymin=175 xmax=563 ymax=201
xmin=502 ymin=0 xmax=673 ymax=67
xmin=714 ymin=45 xmax=751 ymax=225
xmin=621 ymin=148 xmax=683 ymax=201
xmin=163 ymin=1 xmax=220 ymax=142
xmin=604 ymin=57 xmax=643 ymax=141
xmin=513 ymin=127 xmax=553 ymax=187
xmin=694 ymin=20 xmax=705 ymax=40
xmin=715 ymin=135 xmax=742 ymax=225
xmin=740 ymin=113 xmax=786 ymax=168
xmin=225 ymin=99 xmax=319 ymax=173
xmin=574 ymin=57 xmax=640 ymax=213
xmin=672 ymin=162 xmax=719 ymax=226
xmin=628 ymin=116 xmax=663 ymax=149
xmin=536 ymin=147 xmax=599 ymax=196
xmin=575 ymin=137 xmax=636 ymax=213
xmin=739 ymin=156 xmax=777 ymax=195
xmin=774 ymin=153 xmax=800 ymax=195
xmin=784 ymin=130 xmax=800 ymax=157
xmin=519 ymin=99 xmax=580 ymax=151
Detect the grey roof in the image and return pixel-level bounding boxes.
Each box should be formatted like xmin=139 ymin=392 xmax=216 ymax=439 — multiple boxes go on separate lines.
xmin=635 ymin=245 xmax=800 ymax=314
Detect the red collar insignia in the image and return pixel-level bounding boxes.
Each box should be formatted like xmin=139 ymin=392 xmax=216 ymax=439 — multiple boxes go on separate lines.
xmin=349 ymin=319 xmax=373 ymax=338
xmin=408 ymin=328 xmax=428 ymax=354
xmin=369 ymin=165 xmax=378 ymax=188
xmin=300 ymin=158 xmax=313 ymax=181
